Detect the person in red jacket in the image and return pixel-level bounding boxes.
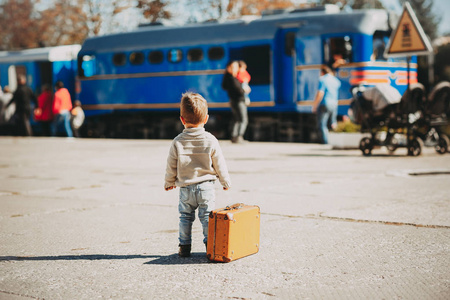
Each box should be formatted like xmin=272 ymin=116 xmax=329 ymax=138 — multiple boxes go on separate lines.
xmin=51 ymin=81 xmax=73 ymax=137
xmin=34 ymin=84 xmax=54 ymax=136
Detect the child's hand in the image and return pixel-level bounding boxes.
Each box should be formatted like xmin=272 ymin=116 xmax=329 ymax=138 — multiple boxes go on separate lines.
xmin=223 ymin=187 xmax=229 ymax=190
xmin=165 ymin=186 xmax=176 ymax=191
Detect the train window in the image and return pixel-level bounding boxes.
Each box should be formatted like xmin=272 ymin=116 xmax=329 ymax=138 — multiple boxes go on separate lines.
xmin=168 ymin=49 xmax=182 ymax=63
xmin=324 ymin=36 xmax=353 ymax=69
xmin=129 ymin=52 xmax=144 ymax=65
xmin=208 ymin=47 xmax=225 ymax=60
xmin=79 ymin=55 xmax=96 ymax=77
xmin=148 ymin=51 xmax=164 ymax=64
xmin=113 ymin=53 xmax=127 ymax=66
xmin=187 ymin=48 xmax=204 ymax=62
xmin=372 ymin=32 xmax=388 ymax=61
xmin=241 ymin=45 xmax=271 ymax=85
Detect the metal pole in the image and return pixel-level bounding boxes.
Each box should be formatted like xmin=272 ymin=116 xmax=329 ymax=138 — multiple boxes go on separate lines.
xmin=407 ymin=56 xmax=411 ymax=113
xmin=406 ymin=55 xmax=413 ymax=150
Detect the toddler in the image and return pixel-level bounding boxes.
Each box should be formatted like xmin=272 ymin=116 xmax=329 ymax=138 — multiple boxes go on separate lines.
xmin=164 ymin=92 xmax=231 ymax=257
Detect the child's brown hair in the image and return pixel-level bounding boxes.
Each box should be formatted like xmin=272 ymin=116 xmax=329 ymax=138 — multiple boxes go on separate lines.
xmin=180 ymin=92 xmax=208 ymax=125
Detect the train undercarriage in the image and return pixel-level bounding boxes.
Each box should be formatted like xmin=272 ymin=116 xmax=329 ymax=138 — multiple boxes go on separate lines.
xmin=81 ymin=111 xmax=320 ymax=143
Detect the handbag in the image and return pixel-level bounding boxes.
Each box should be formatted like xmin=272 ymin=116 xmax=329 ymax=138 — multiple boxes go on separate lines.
xmin=33 ymin=107 xmax=43 ymax=121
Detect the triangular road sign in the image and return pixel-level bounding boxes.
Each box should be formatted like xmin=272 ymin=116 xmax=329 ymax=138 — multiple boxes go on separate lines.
xmin=385 ymin=2 xmax=433 ymax=57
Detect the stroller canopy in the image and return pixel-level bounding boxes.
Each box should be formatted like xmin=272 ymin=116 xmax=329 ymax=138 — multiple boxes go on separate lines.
xmin=362 ymin=84 xmax=402 ymax=112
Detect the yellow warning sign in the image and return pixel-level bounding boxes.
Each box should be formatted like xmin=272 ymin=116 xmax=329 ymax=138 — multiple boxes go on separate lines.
xmin=385 ymin=2 xmax=433 ymax=57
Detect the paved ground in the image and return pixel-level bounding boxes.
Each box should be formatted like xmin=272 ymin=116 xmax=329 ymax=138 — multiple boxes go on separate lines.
xmin=0 ymin=137 xmax=449 ymax=299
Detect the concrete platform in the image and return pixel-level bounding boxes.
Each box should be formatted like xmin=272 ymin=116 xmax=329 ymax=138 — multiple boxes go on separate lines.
xmin=0 ymin=137 xmax=449 ymax=299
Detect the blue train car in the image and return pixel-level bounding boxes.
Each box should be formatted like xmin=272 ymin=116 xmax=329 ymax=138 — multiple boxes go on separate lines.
xmin=0 ymin=45 xmax=80 ymax=99
xmin=0 ymin=45 xmax=80 ymax=135
xmin=76 ymin=5 xmax=416 ymax=141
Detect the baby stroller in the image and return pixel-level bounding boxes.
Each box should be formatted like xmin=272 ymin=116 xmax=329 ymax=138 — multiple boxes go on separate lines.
xmin=415 ymin=81 xmax=450 ymax=154
xmin=350 ymin=83 xmax=428 ymax=156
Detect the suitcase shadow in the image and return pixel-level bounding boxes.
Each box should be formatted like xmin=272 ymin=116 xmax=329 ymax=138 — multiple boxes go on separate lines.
xmin=144 ymin=252 xmax=210 ymax=265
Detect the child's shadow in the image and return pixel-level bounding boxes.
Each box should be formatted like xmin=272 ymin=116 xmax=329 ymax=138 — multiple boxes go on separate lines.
xmin=145 ymin=252 xmax=211 ymax=265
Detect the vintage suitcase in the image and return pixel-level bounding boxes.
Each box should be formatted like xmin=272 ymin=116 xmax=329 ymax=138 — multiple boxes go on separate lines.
xmin=207 ymin=203 xmax=260 ymax=262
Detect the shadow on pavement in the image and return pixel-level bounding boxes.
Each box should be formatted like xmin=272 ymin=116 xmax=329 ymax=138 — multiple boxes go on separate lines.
xmin=285 ymin=153 xmax=402 ymax=158
xmin=0 ymin=254 xmax=158 ymax=261
xmin=0 ymin=253 xmax=211 ymax=265
xmin=144 ymin=253 xmax=210 ymax=265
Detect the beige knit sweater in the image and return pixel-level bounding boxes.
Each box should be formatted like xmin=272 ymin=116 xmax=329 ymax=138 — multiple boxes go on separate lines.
xmin=164 ymin=127 xmax=231 ymax=189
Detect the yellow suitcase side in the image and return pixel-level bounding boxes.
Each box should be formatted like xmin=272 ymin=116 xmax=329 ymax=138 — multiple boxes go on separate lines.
xmin=207 ymin=204 xmax=260 ymax=262
xmin=228 ymin=207 xmax=260 ymax=261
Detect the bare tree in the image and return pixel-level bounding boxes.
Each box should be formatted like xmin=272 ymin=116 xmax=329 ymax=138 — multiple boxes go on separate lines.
xmin=177 ymin=0 xmax=223 ymax=23
xmin=136 ymin=0 xmax=171 ymax=23
xmin=319 ymin=0 xmax=384 ymax=9
xmin=226 ymin=0 xmax=294 ymax=18
xmin=38 ymin=0 xmax=89 ymax=46
xmin=0 ymin=0 xmax=90 ymax=49
xmin=83 ymin=0 xmax=136 ymax=35
xmin=0 ymin=0 xmax=40 ymax=50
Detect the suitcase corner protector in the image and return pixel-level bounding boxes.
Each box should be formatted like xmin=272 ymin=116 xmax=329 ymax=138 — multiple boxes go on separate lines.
xmin=223 ymin=257 xmax=232 ymax=263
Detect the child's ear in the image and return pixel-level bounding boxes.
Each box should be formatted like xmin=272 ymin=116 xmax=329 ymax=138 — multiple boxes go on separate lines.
xmin=204 ymin=115 xmax=209 ymax=124
xmin=180 ymin=116 xmax=186 ymax=125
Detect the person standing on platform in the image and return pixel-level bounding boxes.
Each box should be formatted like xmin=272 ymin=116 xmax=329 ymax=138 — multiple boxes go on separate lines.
xmin=6 ymin=75 xmax=36 ymax=136
xmin=35 ymin=84 xmax=54 ymax=136
xmin=221 ymin=61 xmax=247 ymax=143
xmin=52 ymin=81 xmax=73 ymax=137
xmin=70 ymin=100 xmax=85 ymax=138
xmin=312 ymin=66 xmax=341 ymax=144
xmin=0 ymin=86 xmax=14 ymax=124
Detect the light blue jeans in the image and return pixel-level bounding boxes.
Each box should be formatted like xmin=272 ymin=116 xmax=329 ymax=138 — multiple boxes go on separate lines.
xmin=178 ymin=181 xmax=215 ymax=245
xmin=52 ymin=110 xmax=73 ymax=137
xmin=317 ymin=103 xmax=337 ymax=144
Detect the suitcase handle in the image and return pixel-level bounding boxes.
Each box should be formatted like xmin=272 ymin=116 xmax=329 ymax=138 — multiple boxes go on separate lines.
xmin=225 ymin=203 xmax=243 ymax=211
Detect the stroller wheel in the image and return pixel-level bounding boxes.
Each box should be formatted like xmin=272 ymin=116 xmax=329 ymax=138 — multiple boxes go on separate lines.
xmin=387 ymin=145 xmax=398 ymax=153
xmin=407 ymin=137 xmax=423 ymax=156
xmin=359 ymin=137 xmax=373 ymax=156
xmin=435 ymin=135 xmax=449 ymax=154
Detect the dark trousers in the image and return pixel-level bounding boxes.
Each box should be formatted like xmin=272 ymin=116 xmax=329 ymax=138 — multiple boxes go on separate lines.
xmin=230 ymin=100 xmax=248 ymax=138
xmin=15 ymin=112 xmax=33 ymax=136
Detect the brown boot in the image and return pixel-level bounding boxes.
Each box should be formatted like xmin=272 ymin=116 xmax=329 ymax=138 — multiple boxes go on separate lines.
xmin=178 ymin=244 xmax=191 ymax=257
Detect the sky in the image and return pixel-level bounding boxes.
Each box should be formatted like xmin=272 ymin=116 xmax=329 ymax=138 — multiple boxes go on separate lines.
xmin=380 ymin=0 xmax=450 ymax=36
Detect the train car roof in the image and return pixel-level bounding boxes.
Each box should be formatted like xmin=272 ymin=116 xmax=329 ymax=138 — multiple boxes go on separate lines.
xmin=0 ymin=45 xmax=81 ymax=63
xmin=79 ymin=9 xmax=392 ymax=54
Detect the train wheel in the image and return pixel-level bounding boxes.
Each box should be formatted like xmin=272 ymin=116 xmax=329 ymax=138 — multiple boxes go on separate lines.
xmin=407 ymin=137 xmax=423 ymax=156
xmin=359 ymin=137 xmax=373 ymax=156
xmin=435 ymin=135 xmax=449 ymax=154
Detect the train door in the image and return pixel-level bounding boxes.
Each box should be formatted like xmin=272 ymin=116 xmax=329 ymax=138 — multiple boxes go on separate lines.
xmin=38 ymin=62 xmax=53 ymax=94
xmin=274 ymin=29 xmax=297 ymax=104
xmin=295 ymin=35 xmax=322 ymax=104
xmin=322 ymin=35 xmax=353 ymax=115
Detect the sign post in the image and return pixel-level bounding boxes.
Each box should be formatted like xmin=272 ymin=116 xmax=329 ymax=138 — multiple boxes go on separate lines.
xmin=384 ymin=2 xmax=433 ymax=58
xmin=384 ymin=1 xmax=433 ymax=113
